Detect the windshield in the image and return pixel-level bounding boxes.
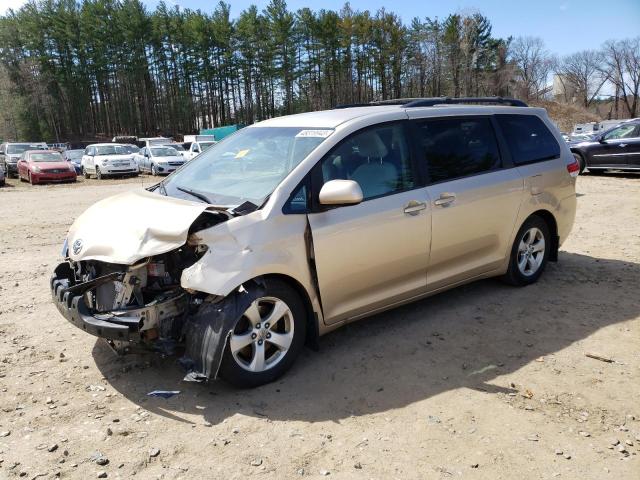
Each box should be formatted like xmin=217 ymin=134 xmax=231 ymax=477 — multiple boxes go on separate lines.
xmin=151 ymin=146 xmax=179 ymax=157
xmin=164 ymin=126 xmax=332 ymax=206
xmin=66 ymin=150 xmax=84 ymax=160
xmin=95 ymin=145 xmax=128 ymax=156
xmin=148 ymin=138 xmax=172 ymax=146
xmin=169 ymin=144 xmax=185 ymax=151
xmin=30 ymin=152 xmax=63 ymax=162
xmin=7 ymin=144 xmax=44 ymax=154
xmin=123 ymin=145 xmax=139 ymax=154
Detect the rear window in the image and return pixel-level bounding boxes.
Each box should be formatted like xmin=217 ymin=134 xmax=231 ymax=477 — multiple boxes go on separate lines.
xmin=496 ymin=114 xmax=560 ymax=165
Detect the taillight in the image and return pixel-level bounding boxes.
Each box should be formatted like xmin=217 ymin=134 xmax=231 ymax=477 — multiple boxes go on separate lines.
xmin=567 ymin=159 xmax=580 ymax=177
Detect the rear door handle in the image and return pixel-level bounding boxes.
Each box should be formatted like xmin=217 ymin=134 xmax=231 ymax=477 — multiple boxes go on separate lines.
xmin=403 ymin=200 xmax=427 ymax=215
xmin=434 ymin=193 xmax=456 ymax=207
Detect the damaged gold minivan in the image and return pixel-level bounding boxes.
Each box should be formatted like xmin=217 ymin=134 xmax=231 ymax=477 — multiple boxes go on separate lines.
xmin=51 ymin=98 xmax=578 ymax=387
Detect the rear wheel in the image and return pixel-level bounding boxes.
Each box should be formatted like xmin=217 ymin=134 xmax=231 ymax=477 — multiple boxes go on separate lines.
xmin=502 ymin=216 xmax=550 ymax=286
xmin=573 ymin=152 xmax=586 ymax=174
xmin=219 ymin=279 xmax=307 ymax=388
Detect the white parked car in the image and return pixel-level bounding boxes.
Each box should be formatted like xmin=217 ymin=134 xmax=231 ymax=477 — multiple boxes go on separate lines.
xmin=81 ymin=144 xmax=138 ymax=179
xmin=184 ymin=140 xmax=217 ymax=160
xmin=134 ymin=145 xmax=185 ymax=175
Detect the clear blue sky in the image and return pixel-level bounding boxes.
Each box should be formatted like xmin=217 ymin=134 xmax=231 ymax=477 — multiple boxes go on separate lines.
xmin=2 ymin=0 xmax=637 ymax=55
xmin=142 ymin=0 xmax=640 ymax=56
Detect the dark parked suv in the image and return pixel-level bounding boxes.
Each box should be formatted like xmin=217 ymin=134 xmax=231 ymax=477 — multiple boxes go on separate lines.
xmin=570 ymin=119 xmax=640 ymax=173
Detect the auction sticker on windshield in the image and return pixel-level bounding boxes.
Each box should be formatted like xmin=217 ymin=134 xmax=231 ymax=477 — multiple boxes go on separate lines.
xmin=295 ymin=129 xmax=333 ymax=138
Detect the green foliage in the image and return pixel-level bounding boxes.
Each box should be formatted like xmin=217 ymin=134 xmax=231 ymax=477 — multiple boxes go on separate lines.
xmin=0 ymin=0 xmax=517 ymax=140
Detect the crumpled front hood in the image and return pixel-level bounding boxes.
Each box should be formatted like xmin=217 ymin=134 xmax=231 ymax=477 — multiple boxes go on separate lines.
xmin=67 ymin=189 xmax=210 ymax=264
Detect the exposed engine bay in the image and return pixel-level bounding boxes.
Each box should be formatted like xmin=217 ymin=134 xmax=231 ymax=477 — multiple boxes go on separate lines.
xmin=50 ymin=210 xmax=265 ymax=381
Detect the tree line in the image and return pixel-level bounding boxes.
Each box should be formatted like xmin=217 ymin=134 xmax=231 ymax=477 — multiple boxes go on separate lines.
xmin=0 ymin=0 xmax=638 ymax=142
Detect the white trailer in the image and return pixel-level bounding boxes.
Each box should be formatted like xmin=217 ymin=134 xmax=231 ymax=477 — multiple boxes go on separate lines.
xmin=183 ymin=134 xmax=216 ymax=144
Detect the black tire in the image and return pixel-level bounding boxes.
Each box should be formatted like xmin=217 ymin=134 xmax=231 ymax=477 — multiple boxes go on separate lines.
xmin=219 ymin=279 xmax=307 ymax=388
xmin=95 ymin=166 xmax=102 ymax=180
xmin=151 ymin=163 xmax=157 ymax=176
xmin=83 ymin=167 xmax=90 ymax=179
xmin=573 ymin=152 xmax=586 ymax=174
xmin=28 ymin=172 xmax=33 ymax=185
xmin=502 ymin=215 xmax=551 ymax=286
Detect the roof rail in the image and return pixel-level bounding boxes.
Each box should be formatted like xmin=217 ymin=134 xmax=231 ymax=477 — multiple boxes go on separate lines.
xmin=404 ymin=96 xmax=528 ymax=107
xmin=334 ymin=96 xmax=528 ymax=109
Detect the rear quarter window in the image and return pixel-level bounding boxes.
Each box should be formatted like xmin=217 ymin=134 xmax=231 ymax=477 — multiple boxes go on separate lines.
xmin=496 ymin=114 xmax=560 ymax=165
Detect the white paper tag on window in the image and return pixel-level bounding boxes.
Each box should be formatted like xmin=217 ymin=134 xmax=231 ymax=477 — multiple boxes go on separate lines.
xmin=295 ymin=129 xmax=333 ymax=138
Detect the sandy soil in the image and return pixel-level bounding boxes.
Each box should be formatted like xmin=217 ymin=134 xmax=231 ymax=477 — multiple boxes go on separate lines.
xmin=0 ymin=173 xmax=639 ymax=480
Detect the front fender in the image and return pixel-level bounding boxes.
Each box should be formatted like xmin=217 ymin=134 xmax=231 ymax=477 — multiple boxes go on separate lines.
xmin=180 ymin=212 xmax=320 ymax=310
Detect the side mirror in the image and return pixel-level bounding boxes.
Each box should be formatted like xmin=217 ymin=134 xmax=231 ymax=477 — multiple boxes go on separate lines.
xmin=319 ymin=179 xmax=363 ymax=206
xmin=598 ymin=135 xmax=607 ymax=143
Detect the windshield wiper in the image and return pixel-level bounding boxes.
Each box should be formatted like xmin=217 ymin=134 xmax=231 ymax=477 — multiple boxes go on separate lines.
xmin=233 ymin=201 xmax=259 ymax=215
xmin=176 ymin=186 xmax=213 ymax=204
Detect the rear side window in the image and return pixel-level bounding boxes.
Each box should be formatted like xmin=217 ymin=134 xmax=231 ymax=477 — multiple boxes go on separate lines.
xmin=496 ymin=114 xmax=560 ymax=165
xmin=413 ymin=117 xmax=501 ymax=183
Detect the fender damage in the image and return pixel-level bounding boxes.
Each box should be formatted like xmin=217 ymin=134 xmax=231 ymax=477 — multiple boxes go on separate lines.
xmin=50 ymin=188 xmax=273 ymax=381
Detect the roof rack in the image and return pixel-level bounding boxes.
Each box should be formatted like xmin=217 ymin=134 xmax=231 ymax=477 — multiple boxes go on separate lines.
xmin=403 ymin=96 xmax=528 ymax=107
xmin=335 ymin=96 xmax=527 ymax=109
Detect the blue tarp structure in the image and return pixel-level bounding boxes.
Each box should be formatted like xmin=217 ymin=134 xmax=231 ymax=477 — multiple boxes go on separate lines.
xmin=200 ymin=124 xmax=242 ymax=140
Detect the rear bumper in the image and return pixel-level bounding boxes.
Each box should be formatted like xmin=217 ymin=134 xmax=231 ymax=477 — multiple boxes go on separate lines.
xmin=50 ymin=263 xmax=137 ymax=341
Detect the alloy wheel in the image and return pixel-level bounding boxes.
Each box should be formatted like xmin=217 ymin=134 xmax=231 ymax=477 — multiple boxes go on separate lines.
xmin=229 ymin=297 xmax=295 ymax=373
xmin=517 ymin=227 xmax=545 ymax=276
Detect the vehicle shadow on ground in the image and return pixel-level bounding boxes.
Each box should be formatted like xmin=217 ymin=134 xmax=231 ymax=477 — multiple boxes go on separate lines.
xmin=92 ymin=251 xmax=639 ymax=425
xmin=583 ymin=171 xmax=640 ymax=179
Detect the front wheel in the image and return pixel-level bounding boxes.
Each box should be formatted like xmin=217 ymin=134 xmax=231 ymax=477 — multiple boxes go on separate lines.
xmin=502 ymin=216 xmax=550 ymax=286
xmin=95 ymin=166 xmax=102 ymax=180
xmin=219 ymin=279 xmax=307 ymax=388
xmin=83 ymin=167 xmax=90 ymax=179
xmin=151 ymin=163 xmax=157 ymax=176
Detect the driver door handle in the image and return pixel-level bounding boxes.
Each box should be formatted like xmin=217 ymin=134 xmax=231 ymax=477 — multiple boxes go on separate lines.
xmin=434 ymin=193 xmax=456 ymax=207
xmin=619 ymin=143 xmax=627 ymax=148
xmin=403 ymin=201 xmax=427 ymax=215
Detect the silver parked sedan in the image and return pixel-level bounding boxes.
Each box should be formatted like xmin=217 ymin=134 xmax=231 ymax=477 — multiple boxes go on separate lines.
xmin=51 ymin=98 xmax=577 ymax=387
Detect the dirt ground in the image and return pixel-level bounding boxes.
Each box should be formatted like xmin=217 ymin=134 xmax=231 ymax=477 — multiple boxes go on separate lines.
xmin=0 ymin=173 xmax=639 ymax=480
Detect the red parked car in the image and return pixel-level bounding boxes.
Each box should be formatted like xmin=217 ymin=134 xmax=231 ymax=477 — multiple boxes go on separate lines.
xmin=18 ymin=150 xmax=77 ymax=184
